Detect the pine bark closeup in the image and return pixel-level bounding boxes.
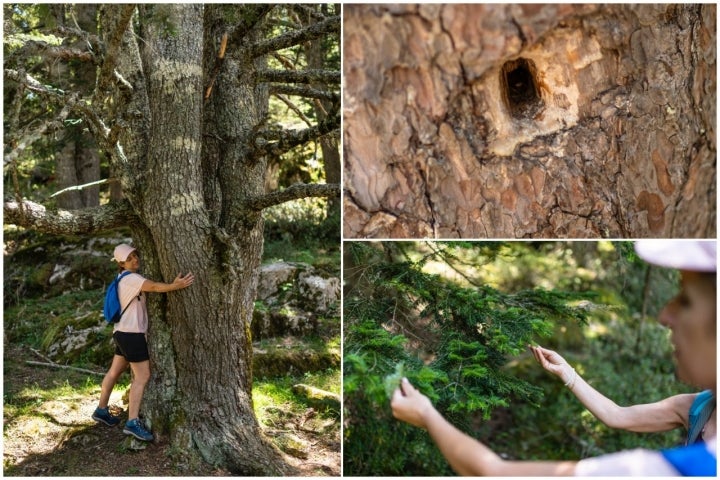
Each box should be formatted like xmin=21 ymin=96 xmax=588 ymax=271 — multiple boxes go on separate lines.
xmin=343 ymin=4 xmax=716 ymax=238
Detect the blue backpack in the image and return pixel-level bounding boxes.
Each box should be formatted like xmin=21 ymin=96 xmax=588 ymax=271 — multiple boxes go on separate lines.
xmin=103 ymin=271 xmax=134 ymax=324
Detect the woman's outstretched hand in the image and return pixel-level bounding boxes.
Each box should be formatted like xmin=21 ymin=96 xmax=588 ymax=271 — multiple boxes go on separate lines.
xmin=530 ymin=345 xmax=574 ymax=384
xmin=172 ymin=272 xmax=195 ymax=290
xmin=390 ymin=378 xmax=434 ymax=429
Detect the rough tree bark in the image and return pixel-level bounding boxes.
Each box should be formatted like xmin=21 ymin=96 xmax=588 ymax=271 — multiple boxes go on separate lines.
xmin=343 ymin=4 xmax=716 ymax=238
xmin=4 ymin=4 xmax=339 ymax=474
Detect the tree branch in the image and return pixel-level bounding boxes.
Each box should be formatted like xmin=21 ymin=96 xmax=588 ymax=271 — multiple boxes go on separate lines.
xmin=5 ymin=68 xmax=67 ymax=97
xmin=55 ymin=25 xmax=102 ymax=52
xmin=224 ymin=5 xmax=275 ymax=54
xmin=4 ymin=101 xmax=74 ymax=166
xmin=95 ymin=4 xmax=136 ymax=94
xmin=256 ymin=68 xmax=340 ymax=85
xmin=244 ymin=183 xmax=340 ymax=211
xmin=254 ymin=111 xmax=340 ymax=158
xmin=7 ymin=68 xmax=132 ymax=151
xmin=6 ymin=41 xmax=95 ymax=64
xmin=290 ymin=4 xmax=327 ymax=21
xmin=268 ymin=83 xmax=338 ymax=102
xmin=50 ymin=178 xmax=116 ymax=198
xmin=272 ymin=93 xmax=313 ymax=127
xmin=246 ymin=15 xmax=340 ymax=59
xmin=6 ymin=68 xmax=134 ymax=186
xmin=4 ymin=199 xmax=136 ymax=235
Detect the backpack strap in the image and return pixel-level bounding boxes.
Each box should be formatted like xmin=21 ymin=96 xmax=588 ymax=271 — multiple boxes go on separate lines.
xmin=661 ymin=442 xmax=717 ymax=476
xmin=116 ymin=271 xmax=136 ymax=322
xmin=687 ymin=390 xmax=716 ymax=445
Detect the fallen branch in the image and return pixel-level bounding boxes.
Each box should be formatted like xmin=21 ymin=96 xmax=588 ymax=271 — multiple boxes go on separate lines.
xmin=25 ymin=360 xmax=105 ymax=377
xmin=29 ymin=347 xmax=54 ymax=364
xmin=292 ymin=383 xmax=340 ymax=410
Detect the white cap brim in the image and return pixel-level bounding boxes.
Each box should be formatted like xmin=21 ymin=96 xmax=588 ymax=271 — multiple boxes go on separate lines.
xmin=635 ymin=240 xmax=716 ymax=273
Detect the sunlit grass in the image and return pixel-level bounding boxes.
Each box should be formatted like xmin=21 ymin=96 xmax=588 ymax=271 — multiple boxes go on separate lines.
xmin=4 ymin=374 xmax=130 ymax=421
xmin=253 ymin=368 xmax=341 ymax=426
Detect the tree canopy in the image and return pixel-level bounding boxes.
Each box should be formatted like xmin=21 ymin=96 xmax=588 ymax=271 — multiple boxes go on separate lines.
xmin=4 ymin=4 xmax=340 ymax=231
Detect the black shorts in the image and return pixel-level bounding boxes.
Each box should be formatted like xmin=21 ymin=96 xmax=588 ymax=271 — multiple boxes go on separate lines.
xmin=113 ymin=331 xmax=149 ymax=363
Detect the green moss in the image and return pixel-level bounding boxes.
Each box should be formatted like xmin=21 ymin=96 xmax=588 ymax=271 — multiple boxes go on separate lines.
xmin=253 ymin=336 xmax=340 ymax=377
xmin=253 ymin=366 xmax=341 ymax=424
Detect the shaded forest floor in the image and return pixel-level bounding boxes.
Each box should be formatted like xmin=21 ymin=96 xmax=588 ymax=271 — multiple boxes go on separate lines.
xmin=4 ymin=218 xmax=341 ymax=476
xmin=3 ymin=342 xmax=340 ymax=476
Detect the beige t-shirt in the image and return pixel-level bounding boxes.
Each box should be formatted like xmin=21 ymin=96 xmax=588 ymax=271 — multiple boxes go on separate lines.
xmin=114 ymin=272 xmax=148 ymax=334
xmin=574 ymin=437 xmax=716 ymax=475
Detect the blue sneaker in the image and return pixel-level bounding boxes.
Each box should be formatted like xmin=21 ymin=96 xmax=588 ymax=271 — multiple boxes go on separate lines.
xmin=123 ymin=418 xmax=154 ymax=442
xmin=92 ymin=407 xmax=120 ymax=426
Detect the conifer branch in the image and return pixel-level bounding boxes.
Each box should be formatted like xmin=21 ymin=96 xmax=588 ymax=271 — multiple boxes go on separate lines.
xmin=244 ymin=183 xmax=340 ymax=211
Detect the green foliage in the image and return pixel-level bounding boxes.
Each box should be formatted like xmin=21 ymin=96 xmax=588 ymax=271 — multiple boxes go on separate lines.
xmin=383 ymin=361 xmax=406 ymax=399
xmin=262 ymin=197 xmax=340 ymax=270
xmin=5 ymin=289 xmax=101 ymax=345
xmin=263 ymin=197 xmax=329 ymax=239
xmin=490 ymin=319 xmax=687 ymax=460
xmin=344 ymin=241 xmax=688 ymax=475
xmin=343 ymin=242 xmax=598 ymax=475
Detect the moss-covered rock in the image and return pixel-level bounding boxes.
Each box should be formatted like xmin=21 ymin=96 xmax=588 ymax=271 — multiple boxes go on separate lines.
xmin=253 ymin=337 xmax=340 ymax=378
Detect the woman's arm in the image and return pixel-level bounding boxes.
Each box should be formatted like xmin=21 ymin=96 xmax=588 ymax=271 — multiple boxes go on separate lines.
xmin=531 ymin=345 xmax=694 ymax=432
xmin=141 ymin=272 xmax=195 ymax=293
xmin=391 ymin=378 xmax=577 ymax=476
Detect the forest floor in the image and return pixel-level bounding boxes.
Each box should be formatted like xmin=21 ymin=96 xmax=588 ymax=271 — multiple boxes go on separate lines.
xmin=3 ymin=343 xmax=340 ymax=476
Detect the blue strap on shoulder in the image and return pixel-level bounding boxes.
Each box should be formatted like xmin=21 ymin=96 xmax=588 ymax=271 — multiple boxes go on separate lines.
xmin=116 ymin=271 xmax=136 ymax=318
xmin=688 ymin=390 xmax=716 ymax=445
xmin=661 ymin=442 xmax=717 ymax=476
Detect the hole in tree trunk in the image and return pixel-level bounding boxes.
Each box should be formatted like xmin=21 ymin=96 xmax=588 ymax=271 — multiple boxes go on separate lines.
xmin=501 ymin=58 xmax=544 ymax=119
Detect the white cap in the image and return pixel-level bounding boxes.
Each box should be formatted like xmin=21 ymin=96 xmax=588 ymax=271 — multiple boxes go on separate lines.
xmin=113 ymin=244 xmax=136 ymax=263
xmin=635 ymin=240 xmax=716 ymax=273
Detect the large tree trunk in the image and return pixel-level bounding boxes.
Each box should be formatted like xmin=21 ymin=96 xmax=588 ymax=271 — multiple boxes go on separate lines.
xmin=343 ymin=4 xmax=716 ymax=238
xmin=120 ymin=5 xmax=283 ymax=473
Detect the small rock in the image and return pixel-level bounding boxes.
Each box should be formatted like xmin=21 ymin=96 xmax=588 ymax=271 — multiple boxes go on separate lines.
xmin=122 ymin=436 xmax=149 ymax=451
xmin=49 ymin=264 xmax=72 ymax=284
xmin=274 ymin=432 xmax=309 ymax=459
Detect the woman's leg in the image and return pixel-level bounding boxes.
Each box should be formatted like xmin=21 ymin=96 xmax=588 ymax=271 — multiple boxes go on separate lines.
xmin=98 ymin=354 xmax=129 ymax=408
xmin=127 ymin=360 xmax=150 ymax=420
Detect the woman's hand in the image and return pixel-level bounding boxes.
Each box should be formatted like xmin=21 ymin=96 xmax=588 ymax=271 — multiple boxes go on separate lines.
xmin=172 ymin=272 xmax=195 ymax=290
xmin=530 ymin=345 xmax=574 ymax=384
xmin=390 ymin=378 xmax=435 ymax=429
